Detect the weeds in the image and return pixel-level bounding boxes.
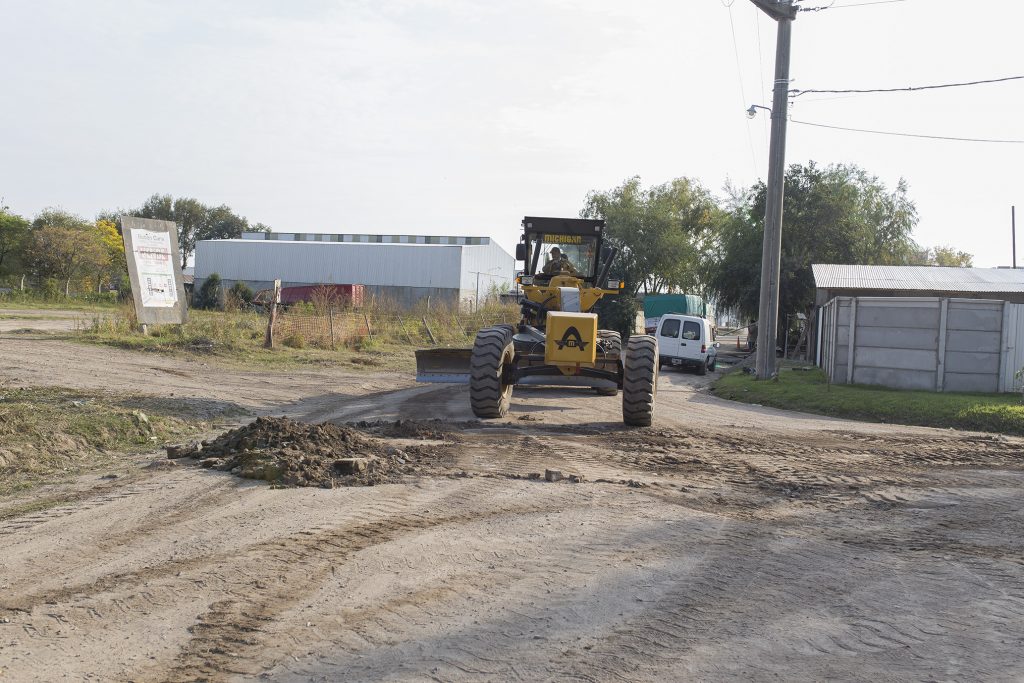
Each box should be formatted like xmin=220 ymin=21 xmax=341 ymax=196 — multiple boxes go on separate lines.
xmin=73 ymin=300 xmax=520 ymax=370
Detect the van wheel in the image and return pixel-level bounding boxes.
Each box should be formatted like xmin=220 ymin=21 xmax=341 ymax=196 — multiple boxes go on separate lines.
xmin=696 ymin=357 xmax=708 ymax=376
xmin=708 ymin=357 xmax=717 ymax=372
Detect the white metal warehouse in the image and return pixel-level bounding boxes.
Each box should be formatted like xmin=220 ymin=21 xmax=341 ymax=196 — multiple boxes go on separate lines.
xmin=194 ymin=232 xmax=515 ymax=307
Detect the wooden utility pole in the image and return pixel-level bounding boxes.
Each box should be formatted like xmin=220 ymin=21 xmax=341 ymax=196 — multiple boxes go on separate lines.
xmin=750 ymin=0 xmax=797 ymax=380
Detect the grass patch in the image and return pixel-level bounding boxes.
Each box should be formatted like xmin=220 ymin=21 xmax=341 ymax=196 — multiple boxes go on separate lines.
xmin=0 ymin=387 xmax=224 ymax=496
xmin=0 ymin=291 xmax=120 ymax=311
xmin=712 ymin=367 xmax=1024 ymax=435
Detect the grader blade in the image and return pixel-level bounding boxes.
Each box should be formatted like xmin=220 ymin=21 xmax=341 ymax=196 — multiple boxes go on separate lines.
xmin=415 ymin=348 xmax=473 ymax=383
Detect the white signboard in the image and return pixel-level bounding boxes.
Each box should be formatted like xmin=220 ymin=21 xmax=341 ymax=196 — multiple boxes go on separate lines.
xmin=131 ymin=228 xmax=178 ymax=308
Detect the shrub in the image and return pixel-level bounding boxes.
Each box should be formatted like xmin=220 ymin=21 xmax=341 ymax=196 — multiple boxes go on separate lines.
xmin=282 ymin=333 xmax=305 ymax=349
xmin=195 ymin=273 xmax=223 ymax=310
xmin=229 ymin=281 xmax=253 ymax=304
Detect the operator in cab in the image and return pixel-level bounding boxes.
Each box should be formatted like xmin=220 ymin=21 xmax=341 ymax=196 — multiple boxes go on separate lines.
xmin=542 ymin=246 xmax=578 ymax=277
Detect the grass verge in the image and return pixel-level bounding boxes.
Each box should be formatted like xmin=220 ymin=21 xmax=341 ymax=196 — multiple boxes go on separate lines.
xmin=712 ymin=367 xmax=1024 ymax=435
xmin=0 ymin=387 xmax=231 ymax=496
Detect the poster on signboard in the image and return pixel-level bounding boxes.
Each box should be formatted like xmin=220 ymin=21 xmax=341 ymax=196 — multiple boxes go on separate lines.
xmin=130 ymin=228 xmax=178 ymax=308
xmin=121 ymin=216 xmax=188 ymax=325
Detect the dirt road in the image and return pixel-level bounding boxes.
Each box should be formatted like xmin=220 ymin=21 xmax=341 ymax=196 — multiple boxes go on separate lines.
xmin=2 ymin=334 xmax=1023 ymax=681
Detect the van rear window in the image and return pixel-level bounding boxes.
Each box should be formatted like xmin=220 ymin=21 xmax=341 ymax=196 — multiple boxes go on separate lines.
xmin=682 ymin=321 xmax=701 ymax=340
xmin=660 ymin=319 xmax=680 ymax=338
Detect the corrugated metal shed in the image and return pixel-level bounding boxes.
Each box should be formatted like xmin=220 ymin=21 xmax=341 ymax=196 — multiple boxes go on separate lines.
xmin=812 ymin=264 xmax=1024 ymax=293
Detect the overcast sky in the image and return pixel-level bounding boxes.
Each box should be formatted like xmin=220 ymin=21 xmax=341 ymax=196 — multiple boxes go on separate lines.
xmin=1 ymin=0 xmax=1020 ymax=266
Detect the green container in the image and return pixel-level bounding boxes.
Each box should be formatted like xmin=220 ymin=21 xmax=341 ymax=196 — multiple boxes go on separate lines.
xmin=642 ymin=294 xmax=707 ymax=331
xmin=643 ymin=294 xmax=706 ymax=318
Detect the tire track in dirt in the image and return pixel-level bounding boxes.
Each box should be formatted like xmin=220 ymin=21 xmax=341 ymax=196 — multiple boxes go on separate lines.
xmin=161 ymin=481 xmax=572 ymax=682
xmin=264 ymin=490 xmax=711 ymax=682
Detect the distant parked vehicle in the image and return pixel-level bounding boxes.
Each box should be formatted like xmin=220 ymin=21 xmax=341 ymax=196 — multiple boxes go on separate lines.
xmin=656 ymin=314 xmax=719 ymax=375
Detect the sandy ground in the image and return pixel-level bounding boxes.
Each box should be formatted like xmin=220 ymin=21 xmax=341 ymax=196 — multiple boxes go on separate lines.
xmin=0 ymin=309 xmax=95 ymax=333
xmin=1 ymin=330 xmax=1023 ymax=682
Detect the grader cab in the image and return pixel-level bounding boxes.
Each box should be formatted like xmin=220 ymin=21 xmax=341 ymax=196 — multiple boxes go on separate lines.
xmin=415 ymin=216 xmax=658 ymax=426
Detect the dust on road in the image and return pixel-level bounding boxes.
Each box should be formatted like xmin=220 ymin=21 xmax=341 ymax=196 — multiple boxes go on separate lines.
xmin=1 ymin=336 xmax=1023 ymax=682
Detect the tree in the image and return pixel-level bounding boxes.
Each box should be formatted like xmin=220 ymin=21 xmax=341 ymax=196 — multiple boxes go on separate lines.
xmin=0 ymin=206 xmax=30 ymax=279
xmin=133 ymin=194 xmax=208 ymax=269
xmin=27 ymin=209 xmax=109 ymax=296
xmin=199 ymin=204 xmax=249 ymax=242
xmin=95 ymin=218 xmax=125 ymax=293
xmin=909 ymin=245 xmax=974 ymax=267
xmin=705 ymin=162 xmax=920 ymax=336
xmin=581 ymin=176 xmax=724 ymax=297
xmin=132 ymin=195 xmax=261 ymax=268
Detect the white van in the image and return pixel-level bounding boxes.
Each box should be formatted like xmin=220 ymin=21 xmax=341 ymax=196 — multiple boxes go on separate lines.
xmin=656 ymin=314 xmax=719 ymax=375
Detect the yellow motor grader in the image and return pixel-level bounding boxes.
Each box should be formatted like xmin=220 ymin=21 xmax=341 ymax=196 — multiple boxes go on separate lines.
xmin=415 ymin=216 xmax=658 ymax=426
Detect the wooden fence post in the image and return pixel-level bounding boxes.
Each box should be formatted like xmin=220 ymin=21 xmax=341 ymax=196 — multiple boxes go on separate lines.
xmin=328 ymin=308 xmax=336 ymax=348
xmin=422 ymin=317 xmax=436 ymax=345
xmin=363 ymin=312 xmax=373 ymax=342
xmin=264 ymin=279 xmax=281 ymax=349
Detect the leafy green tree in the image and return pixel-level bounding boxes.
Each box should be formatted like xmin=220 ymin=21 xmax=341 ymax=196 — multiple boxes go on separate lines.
xmin=132 ymin=195 xmax=262 ymax=268
xmin=581 ymin=176 xmax=724 ymax=297
xmin=27 ymin=209 xmax=109 ymax=296
xmin=0 ymin=206 xmax=30 ymax=279
xmin=199 ymin=205 xmax=249 ymax=243
xmin=705 ymin=162 xmax=919 ymax=333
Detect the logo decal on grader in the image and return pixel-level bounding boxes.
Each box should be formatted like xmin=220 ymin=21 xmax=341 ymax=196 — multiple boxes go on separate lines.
xmin=555 ymin=326 xmax=588 ymax=352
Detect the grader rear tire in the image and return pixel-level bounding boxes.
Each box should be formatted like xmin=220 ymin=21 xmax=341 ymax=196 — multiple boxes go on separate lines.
xmin=470 ymin=326 xmax=515 ymax=418
xmin=595 ymin=330 xmax=622 ymax=396
xmin=622 ymin=334 xmax=658 ymax=426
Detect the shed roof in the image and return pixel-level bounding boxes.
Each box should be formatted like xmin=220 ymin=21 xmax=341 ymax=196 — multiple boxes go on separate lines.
xmin=812 ymin=264 xmax=1024 ymax=293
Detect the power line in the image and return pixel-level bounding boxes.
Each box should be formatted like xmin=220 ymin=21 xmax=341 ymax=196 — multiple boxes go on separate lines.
xmin=725 ymin=1 xmax=760 ymax=174
xmin=798 ymin=0 xmax=906 ymax=11
xmin=753 ymin=8 xmax=770 ymax=147
xmin=792 ymin=118 xmax=1024 ymax=144
xmin=792 ymin=75 xmax=1024 ymax=97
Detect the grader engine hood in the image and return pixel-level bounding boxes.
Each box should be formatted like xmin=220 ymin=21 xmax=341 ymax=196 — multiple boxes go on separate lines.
xmin=544 ymin=312 xmax=597 ymax=365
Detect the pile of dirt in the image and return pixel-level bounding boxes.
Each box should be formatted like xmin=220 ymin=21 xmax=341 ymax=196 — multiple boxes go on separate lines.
xmin=169 ymin=416 xmax=422 ymax=487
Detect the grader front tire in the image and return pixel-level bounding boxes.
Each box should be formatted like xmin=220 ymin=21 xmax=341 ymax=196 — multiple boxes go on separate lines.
xmin=469 ymin=326 xmax=515 ymax=418
xmin=622 ymin=334 xmax=658 ymax=426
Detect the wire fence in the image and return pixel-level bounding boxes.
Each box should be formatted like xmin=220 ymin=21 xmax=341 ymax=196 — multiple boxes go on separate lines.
xmin=272 ymin=306 xmax=519 ymax=349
